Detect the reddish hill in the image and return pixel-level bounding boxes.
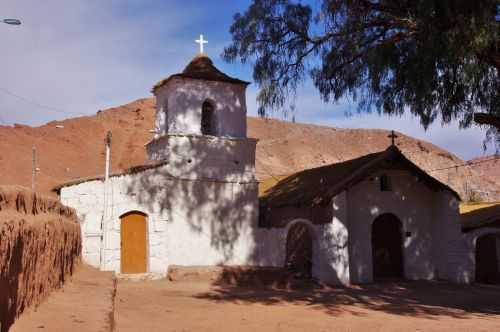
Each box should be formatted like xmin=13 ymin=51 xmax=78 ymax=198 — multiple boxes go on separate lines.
xmin=0 ymin=98 xmax=498 ymax=201
xmin=465 ymin=155 xmax=500 ymax=199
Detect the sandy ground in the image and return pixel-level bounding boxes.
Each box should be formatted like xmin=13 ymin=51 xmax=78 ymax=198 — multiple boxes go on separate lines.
xmin=115 ymin=279 xmax=500 ymax=332
xmin=11 ymin=266 xmax=500 ymax=332
xmin=10 ymin=265 xmax=116 ymax=332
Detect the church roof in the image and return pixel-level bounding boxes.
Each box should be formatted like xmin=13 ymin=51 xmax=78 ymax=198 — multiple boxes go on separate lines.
xmin=52 ymin=161 xmax=168 ymax=193
xmin=152 ymin=54 xmax=250 ymax=93
xmin=260 ymin=145 xmax=461 ymax=208
xmin=461 ymin=203 xmax=500 ymax=232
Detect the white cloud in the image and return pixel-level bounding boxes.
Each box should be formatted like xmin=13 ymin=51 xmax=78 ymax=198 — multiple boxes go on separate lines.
xmin=0 ymin=0 xmax=199 ymax=124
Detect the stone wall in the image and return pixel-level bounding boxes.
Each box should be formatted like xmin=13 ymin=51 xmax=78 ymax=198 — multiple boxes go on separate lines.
xmin=0 ymin=186 xmax=81 ymax=332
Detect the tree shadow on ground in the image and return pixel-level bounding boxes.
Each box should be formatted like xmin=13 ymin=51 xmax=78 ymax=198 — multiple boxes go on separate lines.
xmin=195 ymin=279 xmax=500 ymax=319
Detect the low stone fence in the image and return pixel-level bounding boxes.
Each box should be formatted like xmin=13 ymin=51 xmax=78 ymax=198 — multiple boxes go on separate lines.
xmin=0 ymin=186 xmax=81 ymax=332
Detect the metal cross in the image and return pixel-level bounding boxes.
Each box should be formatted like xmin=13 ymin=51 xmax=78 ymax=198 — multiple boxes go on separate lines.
xmin=388 ymin=130 xmax=398 ymax=146
xmin=195 ymin=34 xmax=208 ymax=54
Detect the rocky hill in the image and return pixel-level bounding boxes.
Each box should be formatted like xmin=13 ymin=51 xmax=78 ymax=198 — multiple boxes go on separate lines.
xmin=466 ymin=155 xmax=500 ymax=193
xmin=0 ymin=98 xmax=498 ymax=201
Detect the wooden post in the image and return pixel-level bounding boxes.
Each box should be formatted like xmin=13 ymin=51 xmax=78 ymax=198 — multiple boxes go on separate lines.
xmin=31 ymin=145 xmax=37 ymax=192
xmin=101 ymin=131 xmax=112 ymax=270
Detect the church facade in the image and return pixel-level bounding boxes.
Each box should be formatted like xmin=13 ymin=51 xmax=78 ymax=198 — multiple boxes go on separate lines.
xmin=55 ymin=53 xmax=485 ymax=285
xmin=56 ymin=55 xmax=262 ymax=275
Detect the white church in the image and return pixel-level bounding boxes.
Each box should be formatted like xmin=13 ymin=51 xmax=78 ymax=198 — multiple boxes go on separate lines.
xmin=54 ymin=38 xmax=497 ymax=285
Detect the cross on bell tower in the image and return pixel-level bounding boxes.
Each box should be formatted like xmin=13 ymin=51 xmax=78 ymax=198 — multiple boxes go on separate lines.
xmin=388 ymin=130 xmax=398 ymax=146
xmin=195 ymin=34 xmax=208 ymax=54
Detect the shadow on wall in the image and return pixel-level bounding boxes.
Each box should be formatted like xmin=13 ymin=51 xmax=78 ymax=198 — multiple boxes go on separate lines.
xmin=195 ymin=280 xmax=500 ymax=319
xmin=126 ymin=125 xmax=258 ymax=264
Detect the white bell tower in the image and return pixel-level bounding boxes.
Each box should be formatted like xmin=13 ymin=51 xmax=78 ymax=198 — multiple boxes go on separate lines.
xmin=145 ymin=37 xmax=257 ymax=183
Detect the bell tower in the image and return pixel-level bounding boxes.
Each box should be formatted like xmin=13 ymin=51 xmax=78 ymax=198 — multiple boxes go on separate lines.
xmin=145 ymin=49 xmax=256 ymax=183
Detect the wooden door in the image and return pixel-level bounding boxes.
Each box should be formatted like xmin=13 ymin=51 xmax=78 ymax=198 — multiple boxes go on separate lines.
xmin=120 ymin=212 xmax=147 ymax=274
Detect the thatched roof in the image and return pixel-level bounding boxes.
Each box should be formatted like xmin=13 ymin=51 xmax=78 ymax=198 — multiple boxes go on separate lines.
xmin=461 ymin=203 xmax=500 ymax=232
xmin=152 ymin=54 xmax=250 ymax=93
xmin=260 ymin=145 xmax=461 ymax=208
xmin=52 ymin=161 xmax=168 ymax=193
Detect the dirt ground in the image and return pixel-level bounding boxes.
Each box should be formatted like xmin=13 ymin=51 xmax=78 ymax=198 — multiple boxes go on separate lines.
xmin=10 ymin=265 xmax=116 ymax=332
xmin=115 ymin=278 xmax=500 ymax=332
xmin=11 ymin=266 xmax=500 ymax=332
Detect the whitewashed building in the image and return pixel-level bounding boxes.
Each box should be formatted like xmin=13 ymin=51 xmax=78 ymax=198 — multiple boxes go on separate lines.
xmin=258 ymin=146 xmax=474 ymax=285
xmin=56 ymin=54 xmax=260 ymax=276
xmin=55 ymin=52 xmax=483 ymax=285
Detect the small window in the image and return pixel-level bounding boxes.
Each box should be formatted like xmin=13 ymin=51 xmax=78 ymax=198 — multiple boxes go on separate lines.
xmin=380 ymin=175 xmax=392 ymax=192
xmin=201 ymin=100 xmax=215 ymax=135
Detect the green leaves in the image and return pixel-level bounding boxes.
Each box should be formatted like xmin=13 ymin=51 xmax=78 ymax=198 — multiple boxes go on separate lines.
xmin=225 ymin=0 xmax=499 ymax=148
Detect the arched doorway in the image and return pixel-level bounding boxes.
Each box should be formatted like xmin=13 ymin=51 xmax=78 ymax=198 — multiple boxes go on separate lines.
xmin=286 ymin=222 xmax=313 ymax=278
xmin=372 ymin=213 xmax=404 ymax=280
xmin=475 ymin=234 xmax=500 ymax=284
xmin=120 ymin=211 xmax=147 ymax=274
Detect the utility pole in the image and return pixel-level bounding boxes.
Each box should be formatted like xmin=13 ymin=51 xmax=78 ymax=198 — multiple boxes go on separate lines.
xmin=31 ymin=146 xmax=37 ymax=192
xmin=105 ymin=131 xmax=112 ymax=181
xmin=101 ymin=131 xmax=112 ymax=270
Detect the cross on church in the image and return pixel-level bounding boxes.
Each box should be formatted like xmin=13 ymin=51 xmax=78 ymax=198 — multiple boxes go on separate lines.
xmin=195 ymin=34 xmax=208 ymax=54
xmin=388 ymin=130 xmax=398 ymax=146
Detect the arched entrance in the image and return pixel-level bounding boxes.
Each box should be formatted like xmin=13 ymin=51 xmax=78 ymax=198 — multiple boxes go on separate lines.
xmin=285 ymin=222 xmax=313 ymax=278
xmin=475 ymin=234 xmax=500 ymax=284
xmin=120 ymin=211 xmax=147 ymax=274
xmin=372 ymin=213 xmax=404 ymax=280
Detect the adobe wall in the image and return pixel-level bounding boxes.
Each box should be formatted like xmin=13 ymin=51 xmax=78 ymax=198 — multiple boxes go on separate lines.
xmin=154 ymin=77 xmax=247 ymax=138
xmin=146 ymin=134 xmax=257 ymax=183
xmin=60 ymin=164 xmax=260 ymax=276
xmin=462 ymin=228 xmax=500 ymax=283
xmin=255 ymin=194 xmax=351 ymax=286
xmin=347 ymin=170 xmax=466 ymax=284
xmin=0 ymin=186 xmax=81 ymax=332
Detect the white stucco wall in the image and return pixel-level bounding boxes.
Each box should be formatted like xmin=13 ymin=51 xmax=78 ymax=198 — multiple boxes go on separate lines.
xmin=463 ymin=228 xmax=500 ymax=283
xmin=346 ymin=170 xmax=459 ymax=283
xmin=431 ymin=192 xmax=470 ymax=283
xmin=252 ymin=217 xmax=350 ymax=286
xmin=146 ymin=135 xmax=257 ymax=183
xmin=154 ymin=77 xmax=247 ymax=138
xmin=60 ymin=164 xmax=261 ymax=276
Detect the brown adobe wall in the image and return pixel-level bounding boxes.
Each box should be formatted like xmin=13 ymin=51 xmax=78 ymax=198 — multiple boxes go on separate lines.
xmin=0 ymin=186 xmax=81 ymax=332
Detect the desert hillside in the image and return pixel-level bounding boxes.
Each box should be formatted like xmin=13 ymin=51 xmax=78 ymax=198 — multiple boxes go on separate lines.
xmin=0 ymin=98 xmax=498 ymax=201
xmin=466 ymin=155 xmax=500 ymax=189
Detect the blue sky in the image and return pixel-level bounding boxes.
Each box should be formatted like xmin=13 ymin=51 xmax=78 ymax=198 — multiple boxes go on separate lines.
xmin=0 ymin=0 xmax=496 ymax=160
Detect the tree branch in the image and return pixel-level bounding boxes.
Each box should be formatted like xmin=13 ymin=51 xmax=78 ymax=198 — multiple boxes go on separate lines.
xmin=474 ymin=113 xmax=500 ymax=130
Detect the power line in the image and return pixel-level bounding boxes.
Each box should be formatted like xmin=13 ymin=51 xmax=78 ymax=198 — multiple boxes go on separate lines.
xmin=428 ymin=155 xmax=500 ymax=172
xmin=256 ymin=152 xmax=499 ymax=179
xmin=0 ymin=87 xmax=82 ymax=116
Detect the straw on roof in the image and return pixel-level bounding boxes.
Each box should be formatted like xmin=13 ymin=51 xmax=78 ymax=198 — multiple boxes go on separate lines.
xmin=260 ymin=145 xmax=461 ymax=209
xmin=461 ymin=203 xmax=500 ymax=232
xmin=152 ymin=54 xmax=250 ymax=93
